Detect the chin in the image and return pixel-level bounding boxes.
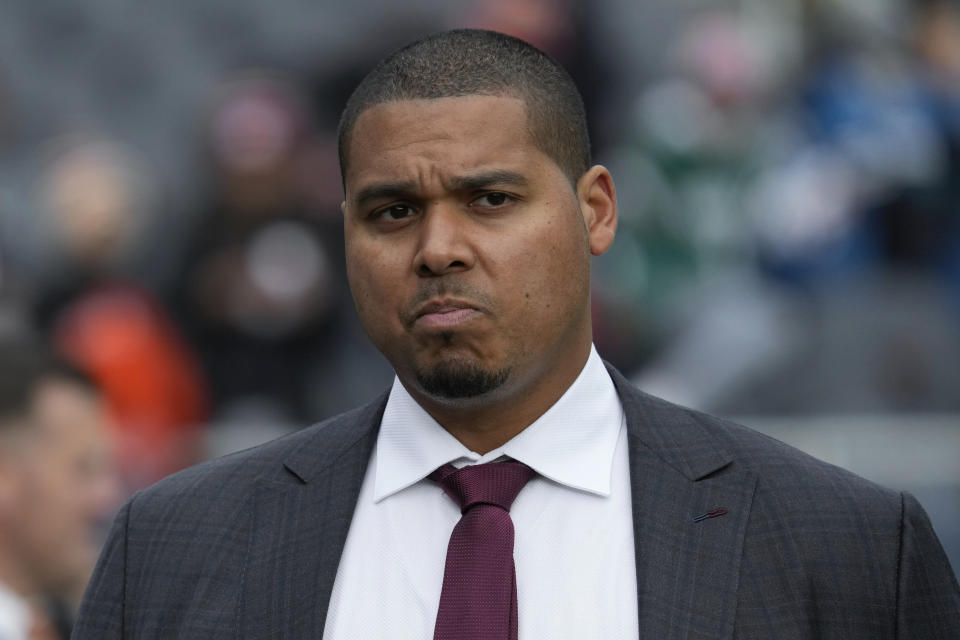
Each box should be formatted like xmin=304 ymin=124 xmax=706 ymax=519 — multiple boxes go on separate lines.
xmin=413 ymin=357 xmax=511 ymax=400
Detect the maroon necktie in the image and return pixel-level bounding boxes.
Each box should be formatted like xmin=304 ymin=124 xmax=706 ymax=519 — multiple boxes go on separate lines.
xmin=429 ymin=460 xmax=536 ymax=640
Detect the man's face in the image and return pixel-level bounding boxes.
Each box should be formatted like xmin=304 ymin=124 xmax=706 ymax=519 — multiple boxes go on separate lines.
xmin=0 ymin=379 xmax=119 ymax=595
xmin=343 ymin=95 xmax=612 ymax=410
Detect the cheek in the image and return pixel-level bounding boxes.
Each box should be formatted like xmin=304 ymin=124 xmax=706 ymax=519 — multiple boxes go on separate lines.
xmin=10 ymin=483 xmax=61 ymax=551
xmin=346 ymin=244 xmax=385 ymax=303
xmin=346 ymin=233 xmax=406 ymax=289
xmin=22 ymin=464 xmax=74 ymax=519
xmin=508 ymin=222 xmax=589 ymax=307
xmin=346 ymin=247 xmax=406 ymax=340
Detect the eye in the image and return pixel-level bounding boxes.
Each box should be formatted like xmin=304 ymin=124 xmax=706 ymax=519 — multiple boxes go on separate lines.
xmin=471 ymin=192 xmax=512 ymax=208
xmin=374 ymin=204 xmax=416 ymax=221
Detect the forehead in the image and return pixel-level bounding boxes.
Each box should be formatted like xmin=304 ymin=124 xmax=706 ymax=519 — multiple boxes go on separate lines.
xmin=344 ymin=95 xmax=553 ymax=193
xmin=32 ymin=379 xmax=105 ymax=438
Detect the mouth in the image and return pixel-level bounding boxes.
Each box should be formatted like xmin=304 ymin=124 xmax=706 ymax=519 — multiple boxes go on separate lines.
xmin=411 ymin=299 xmax=482 ymax=331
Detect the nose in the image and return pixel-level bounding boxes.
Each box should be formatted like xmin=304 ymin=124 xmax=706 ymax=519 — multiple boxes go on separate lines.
xmin=414 ymin=204 xmax=474 ymax=277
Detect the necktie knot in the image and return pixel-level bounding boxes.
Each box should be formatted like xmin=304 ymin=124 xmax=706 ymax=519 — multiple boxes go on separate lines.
xmin=430 ymin=461 xmax=535 ymax=513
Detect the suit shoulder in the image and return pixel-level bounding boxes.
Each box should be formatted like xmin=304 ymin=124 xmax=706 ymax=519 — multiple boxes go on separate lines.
xmin=694 ymin=408 xmax=899 ymax=504
xmin=129 ymin=394 xmax=386 ymax=510
xmin=613 ymin=371 xmax=903 ymax=514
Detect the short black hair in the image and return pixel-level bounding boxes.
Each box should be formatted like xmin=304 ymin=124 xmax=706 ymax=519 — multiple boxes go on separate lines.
xmin=0 ymin=336 xmax=98 ymax=429
xmin=338 ymin=29 xmax=591 ymax=186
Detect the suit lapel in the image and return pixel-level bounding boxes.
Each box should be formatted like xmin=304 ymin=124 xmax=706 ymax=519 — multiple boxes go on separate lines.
xmin=609 ymin=367 xmax=757 ymax=640
xmin=239 ymin=394 xmax=386 ymax=640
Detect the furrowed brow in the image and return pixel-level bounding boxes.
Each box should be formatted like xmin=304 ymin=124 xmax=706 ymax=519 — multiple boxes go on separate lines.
xmin=353 ymin=181 xmax=418 ymax=208
xmin=447 ymin=170 xmax=528 ymax=192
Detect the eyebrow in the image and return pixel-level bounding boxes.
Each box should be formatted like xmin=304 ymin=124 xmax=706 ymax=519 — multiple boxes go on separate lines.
xmin=353 ymin=181 xmax=418 ymax=208
xmin=352 ymin=170 xmax=529 ymax=208
xmin=446 ymin=170 xmax=528 ymax=192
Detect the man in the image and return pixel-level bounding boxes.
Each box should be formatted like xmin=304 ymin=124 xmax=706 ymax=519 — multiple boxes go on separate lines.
xmin=0 ymin=337 xmax=118 ymax=639
xmin=73 ymin=29 xmax=959 ymax=639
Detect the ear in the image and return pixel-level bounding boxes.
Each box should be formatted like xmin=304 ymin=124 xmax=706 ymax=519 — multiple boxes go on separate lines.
xmin=576 ymin=165 xmax=618 ymax=256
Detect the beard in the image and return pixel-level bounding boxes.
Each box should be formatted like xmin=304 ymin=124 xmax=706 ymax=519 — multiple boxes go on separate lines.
xmin=414 ymin=357 xmax=510 ymax=399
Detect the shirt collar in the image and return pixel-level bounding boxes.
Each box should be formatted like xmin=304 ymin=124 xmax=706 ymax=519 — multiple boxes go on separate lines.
xmin=373 ymin=346 xmax=624 ymax=501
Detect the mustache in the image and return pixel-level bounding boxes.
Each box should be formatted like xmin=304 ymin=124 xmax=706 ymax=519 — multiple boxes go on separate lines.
xmin=401 ymin=281 xmax=494 ymax=325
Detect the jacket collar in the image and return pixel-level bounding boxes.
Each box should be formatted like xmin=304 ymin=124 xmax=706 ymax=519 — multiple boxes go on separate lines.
xmin=279 ymin=390 xmax=388 ymax=485
xmin=278 ymin=362 xmax=736 ymax=487
xmin=608 ymin=364 xmax=734 ymax=481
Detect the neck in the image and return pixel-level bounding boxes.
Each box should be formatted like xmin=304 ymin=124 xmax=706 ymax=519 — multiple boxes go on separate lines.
xmin=409 ymin=341 xmax=593 ymax=454
xmin=0 ymin=549 xmax=35 ymax=598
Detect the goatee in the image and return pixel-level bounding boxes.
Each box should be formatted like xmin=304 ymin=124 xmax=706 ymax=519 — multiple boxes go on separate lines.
xmin=415 ymin=360 xmax=509 ymax=399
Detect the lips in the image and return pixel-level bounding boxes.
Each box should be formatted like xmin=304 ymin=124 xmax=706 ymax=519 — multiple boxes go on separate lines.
xmin=411 ymin=299 xmax=482 ymax=330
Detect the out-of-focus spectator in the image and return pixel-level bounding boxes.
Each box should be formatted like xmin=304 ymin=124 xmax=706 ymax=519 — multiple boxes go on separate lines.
xmin=606 ymin=1 xmax=960 ymax=416
xmin=172 ymin=74 xmax=357 ymax=426
xmin=31 ymin=136 xmax=209 ymax=488
xmin=0 ymin=335 xmax=119 ymax=639
xmin=52 ymin=285 xmax=210 ymax=488
xmin=31 ymin=135 xmax=160 ymax=323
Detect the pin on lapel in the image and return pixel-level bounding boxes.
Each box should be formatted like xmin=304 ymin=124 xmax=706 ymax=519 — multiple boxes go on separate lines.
xmin=692 ymin=507 xmax=728 ymax=523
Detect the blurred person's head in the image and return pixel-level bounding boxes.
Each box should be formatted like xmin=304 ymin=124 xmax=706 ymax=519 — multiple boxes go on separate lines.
xmin=0 ymin=337 xmax=119 ymax=598
xmin=461 ymin=0 xmax=576 ymax=58
xmin=206 ymin=74 xmax=311 ymax=219
xmin=38 ymin=136 xmax=155 ymax=275
xmin=914 ymin=0 xmax=960 ymax=76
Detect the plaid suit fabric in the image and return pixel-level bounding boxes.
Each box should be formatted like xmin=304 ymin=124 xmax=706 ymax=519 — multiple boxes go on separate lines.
xmin=73 ymin=396 xmax=387 ymax=639
xmin=73 ymin=366 xmax=960 ymax=639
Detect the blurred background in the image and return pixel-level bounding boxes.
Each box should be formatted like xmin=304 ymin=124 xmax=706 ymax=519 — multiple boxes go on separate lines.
xmin=0 ymin=0 xmax=957 ymax=632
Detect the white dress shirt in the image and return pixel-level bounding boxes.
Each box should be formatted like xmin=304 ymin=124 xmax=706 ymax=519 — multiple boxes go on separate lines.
xmin=323 ymin=346 xmax=639 ymax=639
xmin=0 ymin=582 xmax=31 ymax=640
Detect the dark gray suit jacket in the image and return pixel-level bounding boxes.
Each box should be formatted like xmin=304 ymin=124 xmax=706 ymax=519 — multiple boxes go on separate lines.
xmin=72 ymin=366 xmax=960 ymax=638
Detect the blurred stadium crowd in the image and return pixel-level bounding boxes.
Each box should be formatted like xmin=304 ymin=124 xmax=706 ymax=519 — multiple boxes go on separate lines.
xmin=0 ymin=0 xmax=958 ymax=634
